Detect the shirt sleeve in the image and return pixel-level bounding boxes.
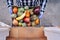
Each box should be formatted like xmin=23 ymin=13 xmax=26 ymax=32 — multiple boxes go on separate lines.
xmin=39 ymin=0 xmax=47 ymax=19
xmin=41 ymin=0 xmax=47 ymax=12
xmin=7 ymin=0 xmax=13 ymax=14
xmin=7 ymin=0 xmax=13 ymax=7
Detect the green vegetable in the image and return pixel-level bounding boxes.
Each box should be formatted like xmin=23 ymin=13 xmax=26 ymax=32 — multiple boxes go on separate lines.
xmin=18 ymin=8 xmax=24 ymax=12
xmin=17 ymin=12 xmax=23 ymax=16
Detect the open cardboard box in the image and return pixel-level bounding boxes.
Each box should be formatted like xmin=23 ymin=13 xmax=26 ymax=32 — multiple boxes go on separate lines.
xmin=6 ymin=3 xmax=45 ymax=40
xmin=6 ymin=27 xmax=47 ymax=40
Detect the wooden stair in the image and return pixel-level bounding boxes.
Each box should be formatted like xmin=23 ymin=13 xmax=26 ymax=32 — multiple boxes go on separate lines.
xmin=6 ymin=27 xmax=47 ymax=40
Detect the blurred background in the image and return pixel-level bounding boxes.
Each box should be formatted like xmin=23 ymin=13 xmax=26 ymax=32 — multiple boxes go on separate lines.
xmin=0 ymin=0 xmax=60 ymax=26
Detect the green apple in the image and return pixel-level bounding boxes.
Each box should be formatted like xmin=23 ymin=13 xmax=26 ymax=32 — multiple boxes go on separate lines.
xmin=17 ymin=12 xmax=23 ymax=16
xmin=18 ymin=8 xmax=24 ymax=12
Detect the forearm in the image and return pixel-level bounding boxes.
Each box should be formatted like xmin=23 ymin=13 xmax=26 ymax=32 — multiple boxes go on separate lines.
xmin=39 ymin=0 xmax=47 ymax=19
xmin=7 ymin=0 xmax=13 ymax=7
xmin=41 ymin=0 xmax=47 ymax=12
xmin=7 ymin=0 xmax=13 ymax=14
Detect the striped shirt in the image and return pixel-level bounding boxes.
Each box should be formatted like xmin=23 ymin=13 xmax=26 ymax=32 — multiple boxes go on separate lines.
xmin=16 ymin=0 xmax=40 ymax=7
xmin=7 ymin=0 xmax=47 ymax=18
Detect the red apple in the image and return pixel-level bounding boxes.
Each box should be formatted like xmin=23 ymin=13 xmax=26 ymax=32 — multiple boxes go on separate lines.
xmin=23 ymin=18 xmax=30 ymax=23
xmin=33 ymin=6 xmax=40 ymax=15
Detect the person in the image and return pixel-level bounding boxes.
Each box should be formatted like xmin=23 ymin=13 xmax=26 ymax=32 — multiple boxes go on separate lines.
xmin=7 ymin=0 xmax=47 ymax=19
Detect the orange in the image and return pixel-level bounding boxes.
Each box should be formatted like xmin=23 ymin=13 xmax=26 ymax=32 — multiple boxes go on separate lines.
xmin=35 ymin=19 xmax=40 ymax=25
xmin=25 ymin=10 xmax=30 ymax=18
xmin=13 ymin=7 xmax=18 ymax=14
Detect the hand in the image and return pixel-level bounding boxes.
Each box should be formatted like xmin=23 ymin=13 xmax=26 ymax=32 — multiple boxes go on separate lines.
xmin=8 ymin=7 xmax=12 ymax=14
xmin=39 ymin=12 xmax=43 ymax=19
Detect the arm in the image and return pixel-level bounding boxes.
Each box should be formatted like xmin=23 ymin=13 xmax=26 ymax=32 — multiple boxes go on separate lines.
xmin=39 ymin=0 xmax=47 ymax=19
xmin=7 ymin=0 xmax=13 ymax=14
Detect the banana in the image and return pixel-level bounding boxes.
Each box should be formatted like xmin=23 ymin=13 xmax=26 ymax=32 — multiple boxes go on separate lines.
xmin=16 ymin=13 xmax=25 ymax=20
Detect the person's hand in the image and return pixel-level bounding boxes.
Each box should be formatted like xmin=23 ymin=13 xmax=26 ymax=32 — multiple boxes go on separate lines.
xmin=8 ymin=7 xmax=12 ymax=14
xmin=39 ymin=12 xmax=43 ymax=19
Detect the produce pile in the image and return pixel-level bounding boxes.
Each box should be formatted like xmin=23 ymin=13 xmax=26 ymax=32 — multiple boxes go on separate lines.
xmin=11 ymin=6 xmax=40 ymax=27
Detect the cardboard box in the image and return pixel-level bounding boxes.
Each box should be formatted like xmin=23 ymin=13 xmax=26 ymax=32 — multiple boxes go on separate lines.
xmin=18 ymin=27 xmax=44 ymax=38
xmin=9 ymin=27 xmax=19 ymax=38
xmin=6 ymin=36 xmax=47 ymax=40
xmin=7 ymin=27 xmax=47 ymax=40
xmin=6 ymin=37 xmax=18 ymax=40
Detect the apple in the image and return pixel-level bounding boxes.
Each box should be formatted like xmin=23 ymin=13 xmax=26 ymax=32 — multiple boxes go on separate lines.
xmin=18 ymin=8 xmax=24 ymax=12
xmin=23 ymin=17 xmax=30 ymax=23
xmin=17 ymin=12 xmax=23 ymax=16
xmin=33 ymin=6 xmax=40 ymax=15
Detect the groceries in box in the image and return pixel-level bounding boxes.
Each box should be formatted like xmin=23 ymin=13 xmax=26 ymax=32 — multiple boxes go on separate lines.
xmin=11 ymin=6 xmax=40 ymax=27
